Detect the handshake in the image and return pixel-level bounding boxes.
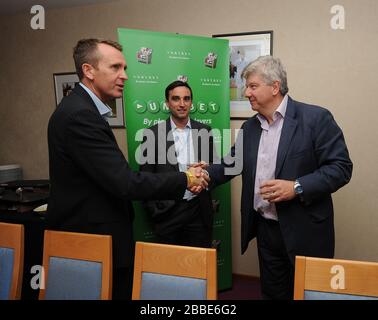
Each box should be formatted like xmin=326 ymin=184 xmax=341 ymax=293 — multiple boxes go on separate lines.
xmin=185 ymin=161 xmax=210 ymax=194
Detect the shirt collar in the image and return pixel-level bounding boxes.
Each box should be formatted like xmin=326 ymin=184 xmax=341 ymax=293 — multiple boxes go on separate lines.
xmin=257 ymin=94 xmax=288 ymax=124
xmin=170 ymin=117 xmax=192 ymax=131
xmin=275 ymin=94 xmax=288 ymax=119
xmin=79 ymin=82 xmax=113 ymax=117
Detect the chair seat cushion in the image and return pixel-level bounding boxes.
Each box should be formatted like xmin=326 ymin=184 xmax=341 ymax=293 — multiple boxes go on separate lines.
xmin=0 ymin=247 xmax=14 ymax=300
xmin=305 ymin=290 xmax=378 ymax=300
xmin=140 ymin=272 xmax=207 ymax=300
xmin=45 ymin=257 xmax=102 ymax=300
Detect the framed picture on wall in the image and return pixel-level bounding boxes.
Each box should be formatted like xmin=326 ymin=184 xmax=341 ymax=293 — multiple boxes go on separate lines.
xmin=53 ymin=72 xmax=78 ymax=106
xmin=53 ymin=72 xmax=125 ymax=127
xmin=213 ymin=31 xmax=273 ymax=119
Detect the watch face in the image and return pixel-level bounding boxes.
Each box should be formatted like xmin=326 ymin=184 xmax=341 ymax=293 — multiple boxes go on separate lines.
xmin=295 ymin=185 xmax=303 ymax=194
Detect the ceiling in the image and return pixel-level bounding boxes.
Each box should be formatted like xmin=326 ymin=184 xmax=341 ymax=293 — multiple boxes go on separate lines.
xmin=0 ymin=0 xmax=120 ymax=16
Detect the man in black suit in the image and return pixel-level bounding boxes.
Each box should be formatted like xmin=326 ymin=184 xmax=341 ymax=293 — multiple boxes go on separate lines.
xmin=47 ymin=39 xmax=208 ymax=299
xmin=206 ymin=55 xmax=353 ymax=299
xmin=140 ymin=81 xmax=215 ymax=248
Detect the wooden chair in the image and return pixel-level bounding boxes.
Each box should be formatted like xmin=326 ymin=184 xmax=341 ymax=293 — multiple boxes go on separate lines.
xmin=294 ymin=256 xmax=378 ymax=300
xmin=39 ymin=230 xmax=112 ymax=300
xmin=0 ymin=222 xmax=24 ymax=300
xmin=132 ymin=241 xmax=217 ymax=300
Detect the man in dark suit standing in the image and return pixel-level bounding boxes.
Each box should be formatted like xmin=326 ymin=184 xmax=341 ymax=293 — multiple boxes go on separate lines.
xmin=140 ymin=81 xmax=215 ymax=248
xmin=207 ymin=55 xmax=353 ymax=299
xmin=47 ymin=39 xmax=208 ymax=299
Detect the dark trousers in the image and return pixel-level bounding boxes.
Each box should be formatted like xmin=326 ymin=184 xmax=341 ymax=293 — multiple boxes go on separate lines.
xmin=113 ymin=266 xmax=133 ymax=300
xmin=256 ymin=213 xmax=294 ymax=300
xmin=155 ymin=198 xmax=212 ymax=248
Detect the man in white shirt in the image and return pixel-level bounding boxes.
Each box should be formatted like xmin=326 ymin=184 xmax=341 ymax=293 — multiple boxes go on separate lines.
xmin=140 ymin=81 xmax=215 ymax=248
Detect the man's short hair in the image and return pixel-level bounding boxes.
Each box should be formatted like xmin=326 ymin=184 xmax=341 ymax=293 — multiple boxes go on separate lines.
xmin=165 ymin=80 xmax=193 ymax=100
xmin=73 ymin=39 xmax=123 ymax=80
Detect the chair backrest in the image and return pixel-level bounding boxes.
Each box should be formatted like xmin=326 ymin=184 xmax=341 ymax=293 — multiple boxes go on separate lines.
xmin=294 ymin=256 xmax=378 ymax=300
xmin=132 ymin=241 xmax=217 ymax=300
xmin=0 ymin=222 xmax=24 ymax=300
xmin=39 ymin=230 xmax=112 ymax=300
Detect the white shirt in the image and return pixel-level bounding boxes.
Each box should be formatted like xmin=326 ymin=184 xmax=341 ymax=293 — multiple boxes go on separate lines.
xmin=79 ymin=83 xmax=113 ymax=118
xmin=253 ymin=95 xmax=288 ymax=221
xmin=170 ymin=117 xmax=196 ymax=201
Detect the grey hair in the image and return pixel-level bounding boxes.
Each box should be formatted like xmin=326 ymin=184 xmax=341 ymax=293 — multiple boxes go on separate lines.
xmin=241 ymin=55 xmax=289 ymax=96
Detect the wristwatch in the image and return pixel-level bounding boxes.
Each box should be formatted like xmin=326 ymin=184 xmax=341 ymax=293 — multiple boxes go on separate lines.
xmin=294 ymin=179 xmax=303 ymax=198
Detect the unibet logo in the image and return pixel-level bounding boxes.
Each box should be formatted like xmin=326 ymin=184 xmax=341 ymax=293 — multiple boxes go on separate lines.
xmin=133 ymin=100 xmax=219 ymax=114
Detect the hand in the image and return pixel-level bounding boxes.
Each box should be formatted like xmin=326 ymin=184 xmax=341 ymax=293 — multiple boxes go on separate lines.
xmin=189 ymin=161 xmax=209 ymax=170
xmin=188 ymin=162 xmax=210 ymax=193
xmin=189 ymin=171 xmax=210 ymax=194
xmin=259 ymin=179 xmax=296 ymax=203
xmin=186 ymin=166 xmax=210 ymax=194
xmin=189 ymin=166 xmax=210 ymax=191
xmin=188 ymin=166 xmax=210 ymax=183
xmin=188 ymin=185 xmax=203 ymax=194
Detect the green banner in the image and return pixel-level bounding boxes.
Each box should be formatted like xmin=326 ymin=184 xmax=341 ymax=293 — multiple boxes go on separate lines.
xmin=118 ymin=28 xmax=231 ymax=290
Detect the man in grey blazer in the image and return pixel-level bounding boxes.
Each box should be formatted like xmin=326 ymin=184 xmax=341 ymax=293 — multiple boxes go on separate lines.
xmin=207 ymin=56 xmax=353 ymax=299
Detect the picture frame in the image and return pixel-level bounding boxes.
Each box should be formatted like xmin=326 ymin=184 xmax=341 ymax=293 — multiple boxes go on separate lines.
xmin=213 ymin=31 xmax=273 ymax=119
xmin=53 ymin=72 xmax=78 ymax=106
xmin=53 ymin=72 xmax=125 ymax=128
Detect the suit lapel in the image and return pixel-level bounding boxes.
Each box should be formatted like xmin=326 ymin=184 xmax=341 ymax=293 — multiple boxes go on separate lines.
xmin=74 ymin=84 xmax=102 ymax=116
xmin=73 ymin=84 xmax=116 ymax=141
xmin=190 ymin=120 xmax=201 ymax=161
xmin=165 ymin=119 xmax=179 ymax=171
xmin=246 ymin=117 xmax=262 ymax=183
xmin=275 ymin=97 xmax=297 ymax=177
